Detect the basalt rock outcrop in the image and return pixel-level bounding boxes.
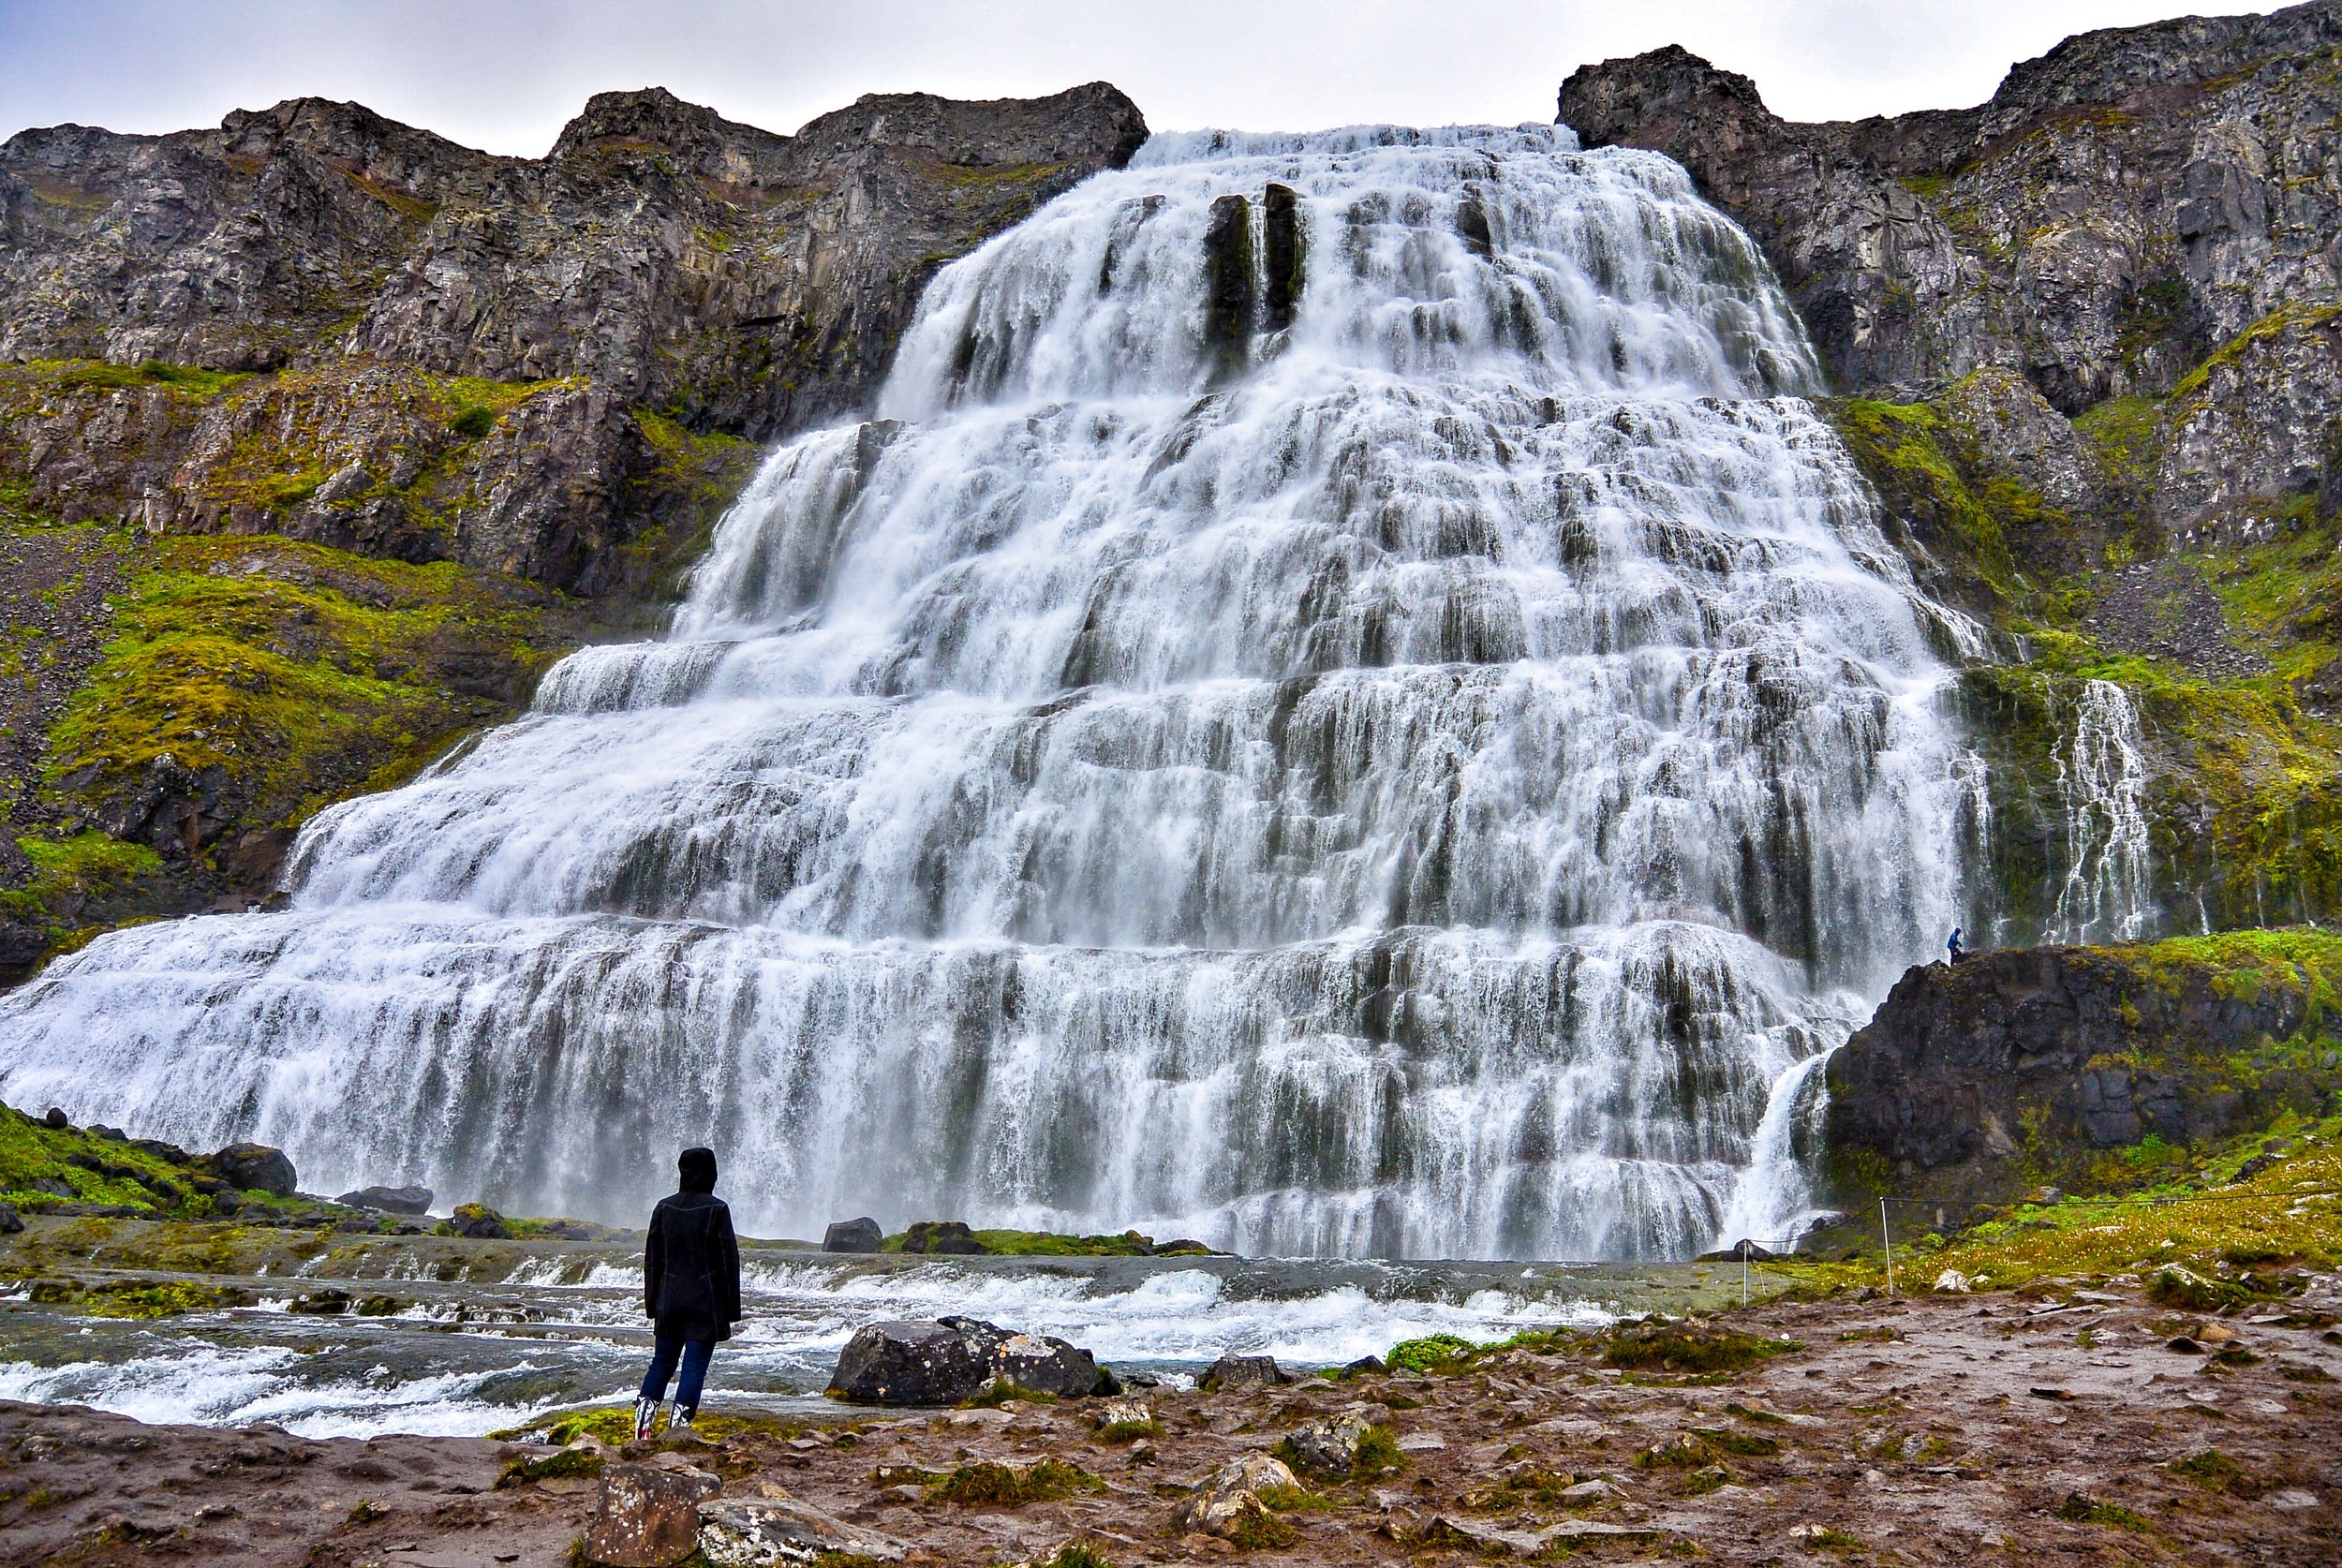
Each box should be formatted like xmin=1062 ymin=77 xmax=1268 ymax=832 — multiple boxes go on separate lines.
xmin=1562 ymin=2 xmax=2342 ymax=548
xmin=0 ymin=82 xmax=1145 ymax=978
xmin=0 ymin=82 xmax=1147 ymax=585
xmin=1825 ymin=933 xmax=2342 ymax=1203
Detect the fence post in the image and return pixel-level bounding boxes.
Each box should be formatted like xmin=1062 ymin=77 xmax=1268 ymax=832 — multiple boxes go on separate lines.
xmin=1879 ymin=1197 xmax=1895 ymax=1294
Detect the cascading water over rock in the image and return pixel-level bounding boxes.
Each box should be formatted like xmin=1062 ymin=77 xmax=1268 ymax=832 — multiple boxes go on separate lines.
xmin=0 ymin=124 xmax=1979 ymax=1260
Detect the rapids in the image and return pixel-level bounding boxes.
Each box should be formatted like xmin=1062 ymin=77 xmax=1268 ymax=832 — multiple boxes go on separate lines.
xmin=0 ymin=124 xmax=1988 ymax=1259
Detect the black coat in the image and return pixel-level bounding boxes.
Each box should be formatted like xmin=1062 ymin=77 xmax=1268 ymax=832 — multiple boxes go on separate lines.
xmin=644 ymin=1191 xmax=742 ymax=1342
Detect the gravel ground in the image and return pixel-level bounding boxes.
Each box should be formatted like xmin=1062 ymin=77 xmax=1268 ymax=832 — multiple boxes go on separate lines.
xmin=1 ymin=1276 xmax=2335 ymax=1567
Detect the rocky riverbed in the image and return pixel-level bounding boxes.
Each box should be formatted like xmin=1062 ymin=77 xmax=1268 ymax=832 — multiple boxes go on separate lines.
xmin=2 ymin=1274 xmax=2335 ymax=1566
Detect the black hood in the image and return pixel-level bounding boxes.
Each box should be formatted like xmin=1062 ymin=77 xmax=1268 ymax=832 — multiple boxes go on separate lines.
xmin=678 ymin=1146 xmax=718 ymax=1194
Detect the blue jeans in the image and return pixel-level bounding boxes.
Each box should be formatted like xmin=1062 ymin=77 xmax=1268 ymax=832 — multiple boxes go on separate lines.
xmin=638 ymin=1335 xmax=716 ymax=1412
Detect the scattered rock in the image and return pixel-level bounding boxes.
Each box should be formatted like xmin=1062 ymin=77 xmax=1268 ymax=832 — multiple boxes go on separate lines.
xmin=582 ymin=1462 xmax=720 ymax=1567
xmin=1394 ymin=1431 xmax=1446 ymax=1453
xmin=825 ymin=1317 xmax=1100 ymax=1405
xmin=288 ymin=1288 xmax=351 ymax=1315
xmin=450 ymin=1203 xmax=510 ymax=1240
xmin=822 ymin=1217 xmax=882 ymax=1253
xmin=1935 ymin=1269 xmax=1974 ymax=1294
xmin=1169 ymin=1452 xmax=1299 ymax=1537
xmin=0 ymin=1203 xmax=20 ymax=1235
xmin=1200 ymin=1354 xmax=1290 ymax=1391
xmin=1697 ymin=1239 xmax=1778 ymax=1262
xmin=336 ymin=1185 xmax=433 ymax=1214
xmin=697 ymin=1487 xmax=908 ymax=1565
xmin=206 ymin=1143 xmax=297 ymax=1197
xmin=42 ymin=1108 xmax=67 ymax=1130
xmin=1342 ymin=1354 xmax=1387 ymax=1377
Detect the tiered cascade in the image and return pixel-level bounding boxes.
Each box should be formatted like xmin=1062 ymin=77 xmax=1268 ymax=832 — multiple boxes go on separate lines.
xmin=0 ymin=125 xmax=1977 ymax=1259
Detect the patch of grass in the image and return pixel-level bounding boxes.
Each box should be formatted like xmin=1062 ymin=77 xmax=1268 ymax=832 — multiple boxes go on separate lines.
xmin=1095 ymin=1416 xmax=1160 ymax=1442
xmin=2168 ymin=1448 xmax=2263 ymax=1498
xmin=2054 ymin=1492 xmax=2150 ymax=1531
xmin=1604 ymin=1320 xmax=1801 ymax=1378
xmin=933 ymin=1459 xmax=1103 ymax=1507
xmin=1687 ymin=1425 xmax=1779 ymax=1457
xmin=1032 ymin=1546 xmax=1115 ymax=1568
xmin=446 ymin=405 xmax=497 ymax=439
xmin=1224 ymin=1500 xmax=1298 ymax=1550
xmin=80 ymin=1280 xmax=245 ymax=1318
xmin=961 ymin=1378 xmax=1059 ymax=1408
xmin=497 ymin=1447 xmax=604 ymax=1488
xmin=1351 ymin=1423 xmax=1404 ymax=1475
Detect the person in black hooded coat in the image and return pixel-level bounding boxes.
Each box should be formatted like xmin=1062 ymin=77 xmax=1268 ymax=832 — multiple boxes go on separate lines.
xmin=632 ymin=1146 xmax=742 ymax=1438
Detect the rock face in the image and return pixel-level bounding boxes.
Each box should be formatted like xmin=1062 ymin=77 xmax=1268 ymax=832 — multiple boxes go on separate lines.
xmin=1561 ymin=3 xmax=2342 ymax=540
xmin=821 ymin=1216 xmax=882 ymax=1253
xmin=0 ymin=83 xmax=1145 ymax=592
xmin=824 ymin=1316 xmax=1102 ymax=1405
xmin=0 ymin=82 xmax=1145 ymax=981
xmin=1826 ymin=935 xmax=2342 ymax=1201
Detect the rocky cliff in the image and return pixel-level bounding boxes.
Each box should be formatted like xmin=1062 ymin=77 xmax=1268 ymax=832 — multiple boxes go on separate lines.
xmin=0 ymin=83 xmax=1146 ymax=976
xmin=1826 ymin=930 xmax=2342 ymax=1203
xmin=1564 ymin=3 xmax=2342 ymax=940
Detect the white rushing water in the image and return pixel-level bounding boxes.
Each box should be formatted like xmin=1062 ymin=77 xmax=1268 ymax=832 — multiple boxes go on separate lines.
xmin=0 ymin=1256 xmax=1639 ymax=1436
xmin=0 ymin=124 xmax=1976 ymax=1259
xmin=2045 ymin=677 xmax=2157 ymax=944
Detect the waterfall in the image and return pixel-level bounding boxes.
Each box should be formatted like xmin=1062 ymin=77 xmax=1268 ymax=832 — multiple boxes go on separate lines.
xmin=0 ymin=125 xmax=1974 ymax=1260
xmin=2045 ymin=678 xmax=2157 ymax=944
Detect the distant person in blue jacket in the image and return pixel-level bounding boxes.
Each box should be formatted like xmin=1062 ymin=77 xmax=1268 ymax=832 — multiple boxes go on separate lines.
xmin=1947 ymin=926 xmax=1965 ymax=964
xmin=633 ymin=1146 xmax=742 ymax=1439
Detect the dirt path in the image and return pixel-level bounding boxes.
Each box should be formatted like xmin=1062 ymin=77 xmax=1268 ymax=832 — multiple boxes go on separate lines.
xmin=2 ymin=1277 xmax=2335 ymax=1567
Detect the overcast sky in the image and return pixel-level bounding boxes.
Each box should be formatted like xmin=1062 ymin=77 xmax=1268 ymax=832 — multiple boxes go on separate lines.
xmin=1 ymin=1 xmax=2292 ymax=155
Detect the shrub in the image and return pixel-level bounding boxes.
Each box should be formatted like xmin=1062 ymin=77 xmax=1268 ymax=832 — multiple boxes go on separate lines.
xmin=934 ymin=1459 xmax=1102 ymax=1506
xmin=447 ymin=405 xmax=497 ymax=438
xmin=1385 ymin=1333 xmax=1478 ymax=1373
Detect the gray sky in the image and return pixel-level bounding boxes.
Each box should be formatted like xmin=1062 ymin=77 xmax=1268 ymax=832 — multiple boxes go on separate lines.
xmin=1 ymin=1 xmax=2292 ymax=154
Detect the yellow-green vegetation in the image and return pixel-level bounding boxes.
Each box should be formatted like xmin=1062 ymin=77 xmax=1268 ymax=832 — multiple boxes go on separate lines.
xmin=47 ymin=532 xmax=575 ymax=836
xmin=932 ymin=1458 xmax=1104 ymax=1506
xmin=497 ymin=1446 xmax=605 ymax=1487
xmin=878 ymin=1224 xmax=1211 ymax=1257
xmin=1095 ymin=1412 xmax=1160 ymax=1442
xmin=1920 ymin=1111 xmax=2342 ymax=1289
xmin=1827 ymin=392 xmax=2027 ymax=594
xmin=2168 ymin=302 xmax=2342 ymax=407
xmin=1385 ymin=1333 xmax=1480 ymax=1373
xmin=960 ymin=1378 xmax=1059 ymax=1408
xmin=0 ymin=1104 xmax=208 ymax=1217
xmin=2054 ymin=1492 xmax=2152 ymax=1531
xmin=183 ymin=363 xmax=576 ymax=532
xmin=1600 ymin=1320 xmax=1801 ymax=1378
xmin=32 ymin=1278 xmax=251 ymax=1317
xmin=1 ymin=832 xmax=167 ymax=954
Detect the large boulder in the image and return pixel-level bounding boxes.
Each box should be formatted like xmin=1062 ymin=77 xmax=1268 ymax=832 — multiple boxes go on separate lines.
xmin=584 ymin=1463 xmax=720 ymax=1567
xmin=822 ymin=1217 xmax=882 ymax=1253
xmin=206 ymin=1143 xmax=297 ymax=1197
xmin=825 ymin=1316 xmax=1100 ymax=1405
xmin=336 ymin=1184 xmax=433 ymax=1214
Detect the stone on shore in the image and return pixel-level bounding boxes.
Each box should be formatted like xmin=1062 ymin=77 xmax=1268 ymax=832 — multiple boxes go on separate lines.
xmin=336 ymin=1184 xmax=433 ymax=1214
xmin=582 ymin=1462 xmax=720 ymax=1567
xmin=1200 ymin=1352 xmax=1290 ymax=1390
xmin=1170 ymin=1452 xmax=1299 ymax=1536
xmin=1280 ymin=1411 xmax=1373 ymax=1478
xmin=206 ymin=1142 xmax=297 ymax=1197
xmin=698 ymin=1485 xmax=908 ymax=1564
xmin=450 ymin=1202 xmax=510 ymax=1239
xmin=898 ymin=1219 xmax=989 ymax=1254
xmin=825 ymin=1316 xmax=1100 ymax=1405
xmin=823 ymin=1216 xmax=882 ymax=1253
